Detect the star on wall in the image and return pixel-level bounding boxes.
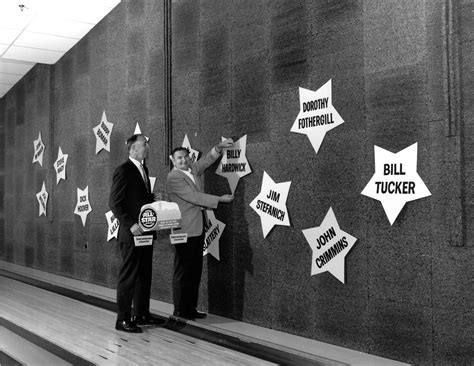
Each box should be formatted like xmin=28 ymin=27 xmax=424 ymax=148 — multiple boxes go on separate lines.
xmin=32 ymin=131 xmax=45 ymax=166
xmin=105 ymin=210 xmax=119 ymax=241
xmin=302 ymin=207 xmax=357 ymax=284
xmin=215 ymin=134 xmax=252 ymax=194
xmin=249 ymin=171 xmax=291 ymax=238
xmin=361 ymin=143 xmax=431 ymax=225
xmin=203 ymin=210 xmax=225 ymax=260
xmin=36 ymin=182 xmax=48 ymax=217
xmin=74 ymin=186 xmax=92 ymax=226
xmin=291 ymin=79 xmax=344 ymax=154
xmin=54 ymin=146 xmax=68 ymax=184
xmin=92 ymin=111 xmax=114 ymax=154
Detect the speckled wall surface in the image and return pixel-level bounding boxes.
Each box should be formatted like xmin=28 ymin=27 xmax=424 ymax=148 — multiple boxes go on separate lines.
xmin=0 ymin=0 xmax=473 ymax=364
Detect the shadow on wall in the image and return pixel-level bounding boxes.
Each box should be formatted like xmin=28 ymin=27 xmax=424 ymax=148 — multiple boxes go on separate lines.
xmin=206 ymin=164 xmax=253 ymax=321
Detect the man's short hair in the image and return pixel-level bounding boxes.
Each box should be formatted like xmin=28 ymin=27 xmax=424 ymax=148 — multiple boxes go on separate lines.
xmin=171 ymin=147 xmax=189 ymax=157
xmin=126 ymin=134 xmax=147 ymax=151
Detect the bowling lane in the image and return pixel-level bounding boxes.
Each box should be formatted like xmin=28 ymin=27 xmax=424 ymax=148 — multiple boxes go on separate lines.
xmin=0 ymin=276 xmax=276 ymax=365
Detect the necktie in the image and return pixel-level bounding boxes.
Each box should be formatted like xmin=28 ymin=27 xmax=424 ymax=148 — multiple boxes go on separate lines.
xmin=139 ymin=164 xmax=151 ymax=193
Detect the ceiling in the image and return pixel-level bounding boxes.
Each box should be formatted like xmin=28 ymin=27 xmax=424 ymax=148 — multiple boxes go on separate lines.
xmin=0 ymin=0 xmax=121 ymax=98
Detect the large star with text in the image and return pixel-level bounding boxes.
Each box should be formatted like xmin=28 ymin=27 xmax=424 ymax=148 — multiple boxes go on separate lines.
xmin=93 ymin=111 xmax=114 ymax=154
xmin=36 ymin=181 xmax=48 ymax=217
xmin=54 ymin=146 xmax=68 ymax=184
xmin=105 ymin=210 xmax=119 ymax=241
xmin=291 ymin=79 xmax=344 ymax=154
xmin=32 ymin=131 xmax=45 ymax=166
xmin=74 ymin=186 xmax=92 ymax=226
xmin=203 ymin=210 xmax=225 ymax=260
xmin=302 ymin=207 xmax=357 ymax=284
xmin=361 ymin=143 xmax=431 ymax=225
xmin=249 ymin=171 xmax=291 ymax=238
xmin=215 ymin=135 xmax=252 ymax=194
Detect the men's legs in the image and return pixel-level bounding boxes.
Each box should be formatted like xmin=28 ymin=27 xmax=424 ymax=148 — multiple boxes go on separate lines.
xmin=189 ymin=234 xmax=204 ymax=311
xmin=173 ymin=240 xmax=197 ymax=315
xmin=117 ymin=241 xmax=139 ymax=321
xmin=133 ymin=244 xmax=153 ymax=317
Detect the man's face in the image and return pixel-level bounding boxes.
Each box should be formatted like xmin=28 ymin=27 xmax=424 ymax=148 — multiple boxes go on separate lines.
xmin=133 ymin=137 xmax=149 ymax=161
xmin=172 ymin=149 xmax=190 ymax=170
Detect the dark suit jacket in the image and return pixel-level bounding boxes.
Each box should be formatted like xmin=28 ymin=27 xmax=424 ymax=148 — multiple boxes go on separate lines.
xmin=109 ymin=159 xmax=155 ymax=243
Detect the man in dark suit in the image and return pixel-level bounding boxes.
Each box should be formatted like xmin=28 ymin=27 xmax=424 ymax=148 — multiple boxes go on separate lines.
xmin=167 ymin=138 xmax=234 ymax=320
xmin=109 ymin=134 xmax=164 ymax=333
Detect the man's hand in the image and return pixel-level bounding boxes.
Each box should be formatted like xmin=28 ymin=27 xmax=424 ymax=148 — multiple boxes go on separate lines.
xmin=219 ymin=194 xmax=234 ymax=203
xmin=130 ymin=223 xmax=144 ymax=236
xmin=154 ymin=192 xmax=163 ymax=201
xmin=216 ymin=138 xmax=234 ymax=153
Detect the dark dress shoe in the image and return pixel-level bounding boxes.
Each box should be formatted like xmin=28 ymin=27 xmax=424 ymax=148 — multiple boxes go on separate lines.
xmin=132 ymin=314 xmax=166 ymax=326
xmin=115 ymin=320 xmax=142 ymax=333
xmin=192 ymin=310 xmax=207 ymax=319
xmin=172 ymin=310 xmax=195 ymax=320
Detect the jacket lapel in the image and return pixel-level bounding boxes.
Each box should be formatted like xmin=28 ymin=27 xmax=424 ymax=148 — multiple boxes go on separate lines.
xmin=176 ymin=168 xmax=200 ymax=191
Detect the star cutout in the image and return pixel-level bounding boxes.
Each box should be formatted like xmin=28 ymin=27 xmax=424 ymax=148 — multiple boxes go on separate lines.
xmin=249 ymin=171 xmax=291 ymax=238
xmin=302 ymin=207 xmax=357 ymax=284
xmin=133 ymin=122 xmax=150 ymax=142
xmin=74 ymin=186 xmax=92 ymax=226
xmin=361 ymin=143 xmax=431 ymax=225
xmin=92 ymin=111 xmax=114 ymax=154
xmin=36 ymin=181 xmax=48 ymax=217
xmin=105 ymin=210 xmax=120 ymax=241
xmin=291 ymin=79 xmax=344 ymax=154
xmin=149 ymin=176 xmax=156 ymax=192
xmin=215 ymin=134 xmax=252 ymax=194
xmin=32 ymin=131 xmax=45 ymax=166
xmin=169 ymin=134 xmax=200 ymax=165
xmin=54 ymin=146 xmax=68 ymax=184
xmin=203 ymin=210 xmax=225 ymax=260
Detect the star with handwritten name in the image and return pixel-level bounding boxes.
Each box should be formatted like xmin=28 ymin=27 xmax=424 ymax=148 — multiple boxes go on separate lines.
xmin=74 ymin=186 xmax=92 ymax=226
xmin=203 ymin=210 xmax=225 ymax=260
xmin=36 ymin=182 xmax=48 ymax=217
xmin=32 ymin=131 xmax=45 ymax=166
xmin=105 ymin=210 xmax=119 ymax=241
xmin=249 ymin=171 xmax=291 ymax=238
xmin=302 ymin=207 xmax=357 ymax=284
xmin=54 ymin=146 xmax=68 ymax=184
xmin=215 ymin=134 xmax=252 ymax=194
xmin=291 ymin=79 xmax=344 ymax=154
xmin=92 ymin=111 xmax=114 ymax=154
xmin=361 ymin=143 xmax=431 ymax=225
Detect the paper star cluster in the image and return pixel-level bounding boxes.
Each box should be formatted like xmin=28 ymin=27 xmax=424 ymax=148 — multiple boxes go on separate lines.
xmin=216 ymin=135 xmax=252 ymax=194
xmin=93 ymin=111 xmax=114 ymax=154
xmin=302 ymin=207 xmax=357 ymax=284
xmin=249 ymin=172 xmax=291 ymax=238
xmin=74 ymin=186 xmax=92 ymax=226
xmin=291 ymin=79 xmax=344 ymax=154
xmin=203 ymin=210 xmax=225 ymax=260
xmin=361 ymin=143 xmax=431 ymax=225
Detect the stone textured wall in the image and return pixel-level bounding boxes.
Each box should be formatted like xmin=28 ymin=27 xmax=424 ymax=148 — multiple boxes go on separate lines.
xmin=0 ymin=0 xmax=473 ymax=364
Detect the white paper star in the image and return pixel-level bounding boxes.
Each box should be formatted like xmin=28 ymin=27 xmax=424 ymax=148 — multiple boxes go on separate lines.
xmin=92 ymin=111 xmax=114 ymax=154
xmin=54 ymin=146 xmax=68 ymax=184
xmin=249 ymin=171 xmax=291 ymax=238
xmin=361 ymin=143 xmax=431 ymax=225
xmin=169 ymin=134 xmax=200 ymax=165
xmin=133 ymin=122 xmax=149 ymax=142
xmin=32 ymin=131 xmax=45 ymax=166
xmin=291 ymin=79 xmax=344 ymax=154
xmin=215 ymin=135 xmax=252 ymax=194
xmin=302 ymin=207 xmax=357 ymax=284
xmin=149 ymin=176 xmax=156 ymax=192
xmin=105 ymin=210 xmax=119 ymax=241
xmin=203 ymin=210 xmax=225 ymax=260
xmin=74 ymin=186 xmax=92 ymax=226
xmin=36 ymin=182 xmax=48 ymax=217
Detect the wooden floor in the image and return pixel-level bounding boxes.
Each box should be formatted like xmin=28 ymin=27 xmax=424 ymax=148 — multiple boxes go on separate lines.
xmin=0 ymin=276 xmax=275 ymax=366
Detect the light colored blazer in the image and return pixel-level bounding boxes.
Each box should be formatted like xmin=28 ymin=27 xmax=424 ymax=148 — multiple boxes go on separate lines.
xmin=166 ymin=149 xmax=221 ymax=237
